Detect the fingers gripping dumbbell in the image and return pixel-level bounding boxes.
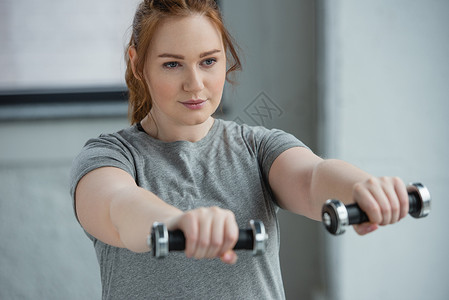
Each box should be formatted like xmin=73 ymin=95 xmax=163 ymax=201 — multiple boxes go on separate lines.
xmin=321 ymin=182 xmax=431 ymax=235
xmin=148 ymin=220 xmax=268 ymax=258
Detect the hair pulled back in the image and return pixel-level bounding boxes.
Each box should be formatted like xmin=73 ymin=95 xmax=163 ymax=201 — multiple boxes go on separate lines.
xmin=125 ymin=0 xmax=241 ymax=124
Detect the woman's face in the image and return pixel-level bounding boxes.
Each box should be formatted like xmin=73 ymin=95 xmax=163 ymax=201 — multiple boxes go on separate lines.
xmin=143 ymin=15 xmax=227 ymax=127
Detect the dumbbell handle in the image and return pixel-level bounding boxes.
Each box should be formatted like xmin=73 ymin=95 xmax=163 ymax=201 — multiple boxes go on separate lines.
xmin=322 ymin=182 xmax=431 ymax=235
xmin=149 ymin=219 xmax=267 ymax=258
xmin=346 ymin=192 xmax=423 ymax=225
xmin=167 ymin=229 xmax=255 ymax=251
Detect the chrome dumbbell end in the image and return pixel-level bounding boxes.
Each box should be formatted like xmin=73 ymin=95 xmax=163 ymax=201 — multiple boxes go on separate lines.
xmin=250 ymin=219 xmax=268 ymax=256
xmin=149 ymin=222 xmax=169 ymax=258
xmin=322 ymin=199 xmax=349 ymax=235
xmin=407 ymin=182 xmax=431 ymax=218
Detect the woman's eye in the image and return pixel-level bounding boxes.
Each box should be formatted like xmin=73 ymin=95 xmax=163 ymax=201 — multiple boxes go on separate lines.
xmin=163 ymin=61 xmax=179 ymax=69
xmin=202 ymin=58 xmax=217 ymax=67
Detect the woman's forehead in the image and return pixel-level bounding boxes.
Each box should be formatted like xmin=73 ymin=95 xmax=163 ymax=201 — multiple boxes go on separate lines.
xmin=149 ymin=15 xmax=224 ymax=57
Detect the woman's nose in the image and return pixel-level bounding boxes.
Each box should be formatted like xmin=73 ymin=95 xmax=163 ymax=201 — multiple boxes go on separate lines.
xmin=183 ymin=68 xmax=205 ymax=93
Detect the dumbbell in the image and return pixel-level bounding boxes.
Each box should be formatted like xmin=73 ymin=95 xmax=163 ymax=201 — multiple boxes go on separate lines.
xmin=148 ymin=219 xmax=268 ymax=258
xmin=322 ymin=182 xmax=431 ymax=235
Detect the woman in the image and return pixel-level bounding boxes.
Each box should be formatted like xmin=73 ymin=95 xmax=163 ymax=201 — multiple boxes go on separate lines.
xmin=70 ymin=0 xmax=409 ymax=299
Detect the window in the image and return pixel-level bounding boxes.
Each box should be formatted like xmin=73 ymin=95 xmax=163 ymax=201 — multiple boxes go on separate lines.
xmin=0 ymin=0 xmax=140 ymax=119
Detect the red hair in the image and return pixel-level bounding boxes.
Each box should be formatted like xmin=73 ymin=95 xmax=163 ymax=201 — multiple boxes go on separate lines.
xmin=125 ymin=0 xmax=241 ymax=124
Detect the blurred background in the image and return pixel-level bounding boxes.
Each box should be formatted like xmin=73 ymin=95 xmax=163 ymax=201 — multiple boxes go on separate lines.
xmin=0 ymin=0 xmax=447 ymax=299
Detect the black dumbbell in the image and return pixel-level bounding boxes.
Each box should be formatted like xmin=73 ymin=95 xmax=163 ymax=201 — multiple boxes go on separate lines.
xmin=148 ymin=220 xmax=268 ymax=258
xmin=322 ymin=182 xmax=431 ymax=235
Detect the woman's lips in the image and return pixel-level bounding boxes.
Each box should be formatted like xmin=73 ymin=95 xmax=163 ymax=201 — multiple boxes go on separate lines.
xmin=181 ymin=99 xmax=207 ymax=110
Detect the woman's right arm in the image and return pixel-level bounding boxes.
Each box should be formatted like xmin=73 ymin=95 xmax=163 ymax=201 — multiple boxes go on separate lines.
xmin=75 ymin=167 xmax=183 ymax=252
xmin=75 ymin=167 xmax=239 ymax=262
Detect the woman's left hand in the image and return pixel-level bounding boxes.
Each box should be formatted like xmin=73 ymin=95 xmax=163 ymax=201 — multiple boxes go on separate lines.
xmin=352 ymin=176 xmax=409 ymax=235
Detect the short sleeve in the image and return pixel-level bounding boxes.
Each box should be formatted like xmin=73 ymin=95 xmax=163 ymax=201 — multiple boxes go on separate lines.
xmin=69 ymin=134 xmax=137 ymax=222
xmin=241 ymin=124 xmax=308 ymax=190
xmin=257 ymin=128 xmax=307 ymax=183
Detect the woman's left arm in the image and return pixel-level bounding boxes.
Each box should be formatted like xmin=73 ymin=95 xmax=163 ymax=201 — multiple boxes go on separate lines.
xmin=268 ymin=147 xmax=409 ymax=235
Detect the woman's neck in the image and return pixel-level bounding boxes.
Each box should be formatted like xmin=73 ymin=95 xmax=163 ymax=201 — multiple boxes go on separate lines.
xmin=140 ymin=114 xmax=214 ymax=143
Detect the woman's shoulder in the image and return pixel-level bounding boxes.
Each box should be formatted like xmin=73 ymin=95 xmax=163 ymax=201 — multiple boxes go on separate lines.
xmin=83 ymin=124 xmax=144 ymax=149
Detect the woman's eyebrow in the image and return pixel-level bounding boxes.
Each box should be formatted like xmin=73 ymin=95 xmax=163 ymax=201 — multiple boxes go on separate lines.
xmin=199 ymin=49 xmax=221 ymax=58
xmin=158 ymin=53 xmax=184 ymax=59
xmin=157 ymin=49 xmax=221 ymax=59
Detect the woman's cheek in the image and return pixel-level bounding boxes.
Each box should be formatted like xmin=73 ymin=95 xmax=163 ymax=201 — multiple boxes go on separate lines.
xmin=151 ymin=78 xmax=179 ymax=101
xmin=211 ymin=71 xmax=226 ymax=97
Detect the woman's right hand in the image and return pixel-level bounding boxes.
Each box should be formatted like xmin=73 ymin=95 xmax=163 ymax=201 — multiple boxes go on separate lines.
xmin=165 ymin=207 xmax=239 ymax=264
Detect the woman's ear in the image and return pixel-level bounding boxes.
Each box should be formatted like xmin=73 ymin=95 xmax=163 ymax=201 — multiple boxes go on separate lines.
xmin=128 ymin=46 xmax=141 ymax=80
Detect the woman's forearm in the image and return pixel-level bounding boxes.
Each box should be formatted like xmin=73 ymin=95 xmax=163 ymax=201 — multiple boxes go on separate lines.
xmin=76 ymin=167 xmax=183 ymax=253
xmin=308 ymin=159 xmax=372 ymax=220
xmin=109 ymin=186 xmax=183 ymax=253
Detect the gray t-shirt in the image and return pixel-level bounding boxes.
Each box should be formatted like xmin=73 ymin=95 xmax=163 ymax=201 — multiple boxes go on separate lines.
xmin=70 ymin=119 xmax=306 ymax=299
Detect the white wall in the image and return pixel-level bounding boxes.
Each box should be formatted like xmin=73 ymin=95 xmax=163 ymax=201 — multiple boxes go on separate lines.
xmin=319 ymin=1 xmax=449 ymax=299
xmin=0 ymin=118 xmax=128 ymax=299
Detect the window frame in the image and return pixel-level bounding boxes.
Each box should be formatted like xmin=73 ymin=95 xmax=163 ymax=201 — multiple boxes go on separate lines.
xmin=0 ymin=86 xmax=129 ymax=121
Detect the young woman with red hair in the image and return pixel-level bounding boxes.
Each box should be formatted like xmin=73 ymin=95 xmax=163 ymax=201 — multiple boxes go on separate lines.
xmin=71 ymin=1 xmax=409 ymax=298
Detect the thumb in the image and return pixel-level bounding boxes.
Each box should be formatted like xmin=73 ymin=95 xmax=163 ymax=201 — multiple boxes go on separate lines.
xmin=353 ymin=223 xmax=378 ymax=235
xmin=220 ymin=250 xmax=238 ymax=265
